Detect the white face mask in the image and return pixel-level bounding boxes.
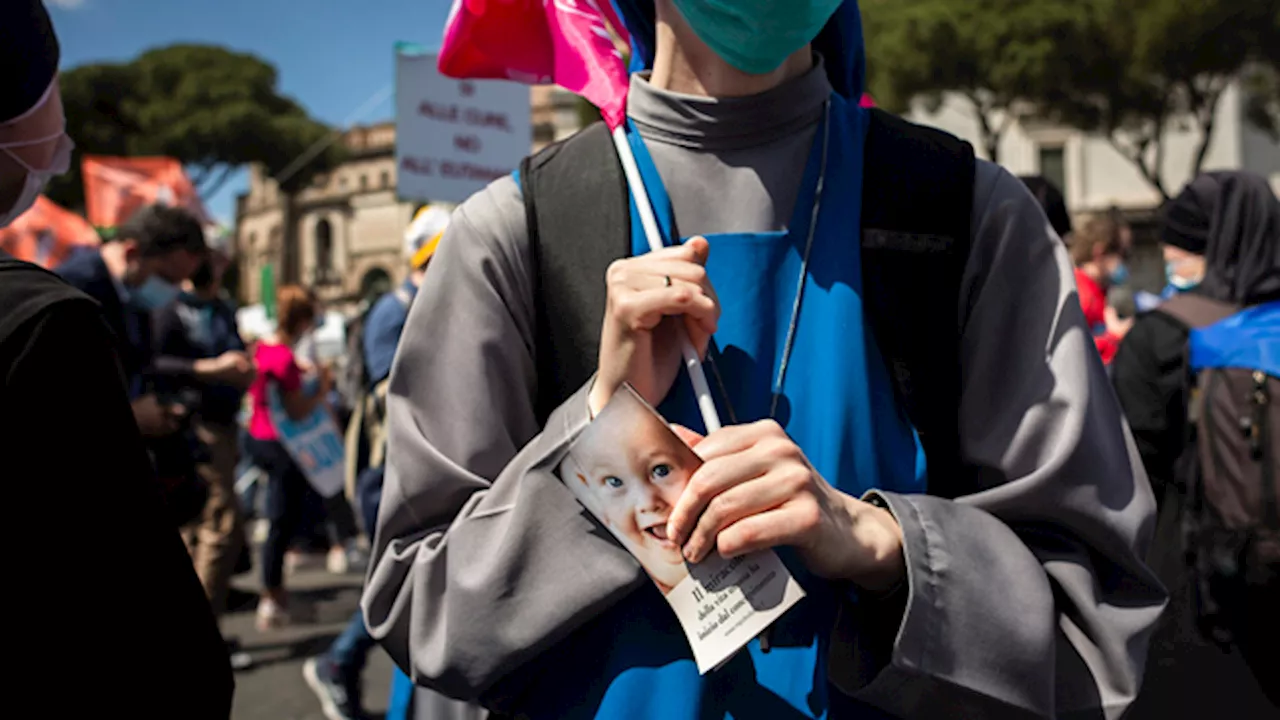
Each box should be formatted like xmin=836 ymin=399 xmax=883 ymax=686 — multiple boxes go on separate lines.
xmin=0 ymin=78 xmax=74 ymax=229
xmin=0 ymin=131 xmax=73 ymax=228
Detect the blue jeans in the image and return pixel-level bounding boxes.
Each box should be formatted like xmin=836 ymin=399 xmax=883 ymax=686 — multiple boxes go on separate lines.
xmin=327 ymin=465 xmax=385 ymax=677
xmin=328 ymin=610 xmax=377 ymax=675
xmin=245 ymin=437 xmax=308 ymax=590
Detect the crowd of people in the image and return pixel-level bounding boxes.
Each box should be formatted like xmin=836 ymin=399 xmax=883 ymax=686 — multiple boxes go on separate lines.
xmin=2 ymin=1 xmax=1277 ymax=719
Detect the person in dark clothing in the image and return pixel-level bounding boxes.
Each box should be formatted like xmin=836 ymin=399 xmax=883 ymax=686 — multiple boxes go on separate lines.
xmin=153 ymin=245 xmax=256 ymax=666
xmin=1114 ymin=170 xmax=1279 ymax=719
xmin=56 ymin=205 xmax=226 ymax=437
xmin=56 ymin=206 xmax=208 ymax=382
xmin=1 ymin=259 xmax=237 ymax=719
xmin=1018 ymin=175 xmax=1073 ymax=242
xmin=1113 ymin=173 xmax=1279 ymax=503
xmin=0 ymin=2 xmax=233 ymax=716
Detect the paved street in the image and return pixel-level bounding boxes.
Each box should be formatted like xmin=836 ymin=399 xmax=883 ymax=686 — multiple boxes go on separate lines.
xmin=225 ymin=556 xmax=395 ymax=720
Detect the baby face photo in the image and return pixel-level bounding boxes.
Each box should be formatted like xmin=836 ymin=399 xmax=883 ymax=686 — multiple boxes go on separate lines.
xmin=559 ymin=386 xmax=700 ymax=595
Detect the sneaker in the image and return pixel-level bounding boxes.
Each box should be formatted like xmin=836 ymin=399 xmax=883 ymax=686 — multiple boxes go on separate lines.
xmin=303 ymin=657 xmax=365 ymax=720
xmin=327 ymin=542 xmax=369 ymax=575
xmin=326 ymin=545 xmax=350 ymax=575
xmin=255 ymin=596 xmax=315 ymax=631
xmin=255 ymin=597 xmax=290 ymax=632
xmin=345 ymin=544 xmax=369 ymax=574
xmin=226 ymin=638 xmax=254 ymax=672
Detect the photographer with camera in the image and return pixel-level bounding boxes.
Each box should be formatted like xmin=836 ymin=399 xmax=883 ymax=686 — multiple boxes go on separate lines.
xmin=152 ymin=238 xmax=256 ymax=666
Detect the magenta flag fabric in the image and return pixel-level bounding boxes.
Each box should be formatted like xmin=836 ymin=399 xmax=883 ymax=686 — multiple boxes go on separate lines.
xmin=439 ymin=0 xmax=632 ymax=129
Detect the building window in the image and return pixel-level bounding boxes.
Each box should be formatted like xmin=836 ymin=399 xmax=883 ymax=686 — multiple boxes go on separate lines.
xmin=315 ymin=218 xmax=335 ymax=284
xmin=339 ymin=176 xmax=348 ymax=190
xmin=360 ymin=175 xmax=368 ymax=191
xmin=1038 ymin=145 xmax=1066 ymax=198
xmin=381 ymin=170 xmax=390 ymax=189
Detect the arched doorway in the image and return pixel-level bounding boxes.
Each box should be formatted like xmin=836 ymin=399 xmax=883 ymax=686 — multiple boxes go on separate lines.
xmin=360 ymin=267 xmax=393 ymax=302
xmin=315 ymin=218 xmax=335 ymax=285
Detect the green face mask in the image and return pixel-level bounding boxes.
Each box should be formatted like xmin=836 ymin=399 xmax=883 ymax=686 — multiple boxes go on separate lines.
xmin=672 ymin=0 xmax=843 ymax=75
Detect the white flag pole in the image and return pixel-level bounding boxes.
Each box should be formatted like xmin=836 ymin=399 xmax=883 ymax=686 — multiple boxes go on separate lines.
xmin=611 ymin=126 xmax=723 ymax=433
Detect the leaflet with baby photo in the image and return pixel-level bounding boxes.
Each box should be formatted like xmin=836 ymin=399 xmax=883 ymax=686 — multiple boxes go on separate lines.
xmin=557 ymin=385 xmax=806 ymax=674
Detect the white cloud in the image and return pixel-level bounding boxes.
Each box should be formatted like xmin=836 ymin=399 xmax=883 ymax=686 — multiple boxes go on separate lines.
xmin=45 ymin=0 xmax=88 ymax=9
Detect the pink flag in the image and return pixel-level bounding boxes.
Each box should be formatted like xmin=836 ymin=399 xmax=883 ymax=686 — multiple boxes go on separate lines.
xmin=439 ymin=0 xmax=632 ymax=129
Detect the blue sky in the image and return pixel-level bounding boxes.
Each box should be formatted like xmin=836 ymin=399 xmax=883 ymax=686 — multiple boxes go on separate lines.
xmin=45 ymin=0 xmax=456 ymax=224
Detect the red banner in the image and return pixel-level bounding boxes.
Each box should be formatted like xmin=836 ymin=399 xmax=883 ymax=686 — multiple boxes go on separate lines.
xmin=82 ymin=155 xmax=211 ymax=229
xmin=0 ymin=195 xmax=100 ymax=269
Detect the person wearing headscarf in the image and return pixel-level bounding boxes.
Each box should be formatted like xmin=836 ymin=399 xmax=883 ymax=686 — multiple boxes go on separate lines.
xmin=1113 ymin=171 xmax=1279 ymax=718
xmin=364 ymin=2 xmax=1163 ymax=718
xmin=1114 ymin=172 xmax=1280 ymax=504
xmin=0 ymin=1 xmax=233 ymax=716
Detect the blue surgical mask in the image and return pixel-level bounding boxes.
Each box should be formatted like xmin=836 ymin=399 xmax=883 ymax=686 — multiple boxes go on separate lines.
xmin=672 ymin=0 xmax=843 ymax=75
xmin=1109 ymin=262 xmax=1130 ymax=286
xmin=1165 ymin=261 xmax=1202 ymax=292
xmin=129 ymin=276 xmax=181 ymax=311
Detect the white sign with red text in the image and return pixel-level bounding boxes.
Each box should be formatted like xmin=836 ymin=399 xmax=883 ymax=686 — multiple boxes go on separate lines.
xmin=395 ymin=49 xmax=532 ymax=204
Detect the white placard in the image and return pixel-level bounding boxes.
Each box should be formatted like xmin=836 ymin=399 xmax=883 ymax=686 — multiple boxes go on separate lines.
xmin=268 ymin=379 xmax=346 ymax=498
xmin=395 ymin=50 xmax=532 ymax=204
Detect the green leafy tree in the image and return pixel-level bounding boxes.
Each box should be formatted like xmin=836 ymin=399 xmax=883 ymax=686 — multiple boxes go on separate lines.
xmin=1244 ymin=65 xmax=1280 ymax=142
xmin=862 ymin=0 xmax=1085 ymax=164
xmin=48 ymin=44 xmax=342 ymax=212
xmin=1030 ymin=0 xmax=1279 ymax=200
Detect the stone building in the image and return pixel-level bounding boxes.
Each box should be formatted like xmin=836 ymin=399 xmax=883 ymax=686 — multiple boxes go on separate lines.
xmin=908 ymin=80 xmax=1279 ymax=292
xmin=234 ymin=85 xmax=586 ymax=308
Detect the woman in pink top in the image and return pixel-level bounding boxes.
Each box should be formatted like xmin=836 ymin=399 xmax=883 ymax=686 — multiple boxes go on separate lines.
xmin=244 ymin=285 xmax=333 ymax=630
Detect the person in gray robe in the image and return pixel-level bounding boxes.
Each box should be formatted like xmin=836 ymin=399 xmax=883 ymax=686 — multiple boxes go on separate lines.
xmin=363 ymin=1 xmax=1165 ymax=718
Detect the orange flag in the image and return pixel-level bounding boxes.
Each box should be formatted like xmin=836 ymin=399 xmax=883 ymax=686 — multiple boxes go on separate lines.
xmin=82 ymin=155 xmax=211 ymax=229
xmin=0 ymin=195 xmax=100 ymax=269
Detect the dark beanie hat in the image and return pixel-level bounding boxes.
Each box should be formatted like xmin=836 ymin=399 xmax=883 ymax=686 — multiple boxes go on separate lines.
xmin=0 ymin=0 xmax=61 ymax=124
xmin=1160 ymin=174 xmax=1216 ymax=256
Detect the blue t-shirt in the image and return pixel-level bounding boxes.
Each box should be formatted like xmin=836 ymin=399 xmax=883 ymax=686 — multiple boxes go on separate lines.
xmin=363 ymin=280 xmax=417 ymax=386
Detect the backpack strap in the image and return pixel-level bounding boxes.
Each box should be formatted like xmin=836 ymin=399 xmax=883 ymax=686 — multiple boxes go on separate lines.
xmin=859 ymin=109 xmax=976 ymax=499
xmin=1156 ymin=293 xmax=1240 ymax=330
xmin=520 ymin=122 xmax=629 ymax=424
xmin=522 ymin=111 xmax=977 ymax=498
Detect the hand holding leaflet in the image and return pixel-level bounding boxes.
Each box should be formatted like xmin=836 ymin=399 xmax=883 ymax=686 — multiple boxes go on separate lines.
xmin=558 ymin=385 xmax=805 ymax=674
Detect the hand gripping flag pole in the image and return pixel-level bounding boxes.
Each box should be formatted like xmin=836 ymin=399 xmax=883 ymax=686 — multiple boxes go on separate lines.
xmin=610 ymin=126 xmax=722 ymax=431
xmin=437 ymin=0 xmax=722 ymax=432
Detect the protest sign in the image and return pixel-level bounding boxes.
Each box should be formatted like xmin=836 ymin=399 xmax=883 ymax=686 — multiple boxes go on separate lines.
xmin=395 ymin=46 xmax=531 ymax=204
xmin=268 ymin=380 xmax=345 ymax=498
xmin=558 ymin=385 xmax=806 ymax=674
